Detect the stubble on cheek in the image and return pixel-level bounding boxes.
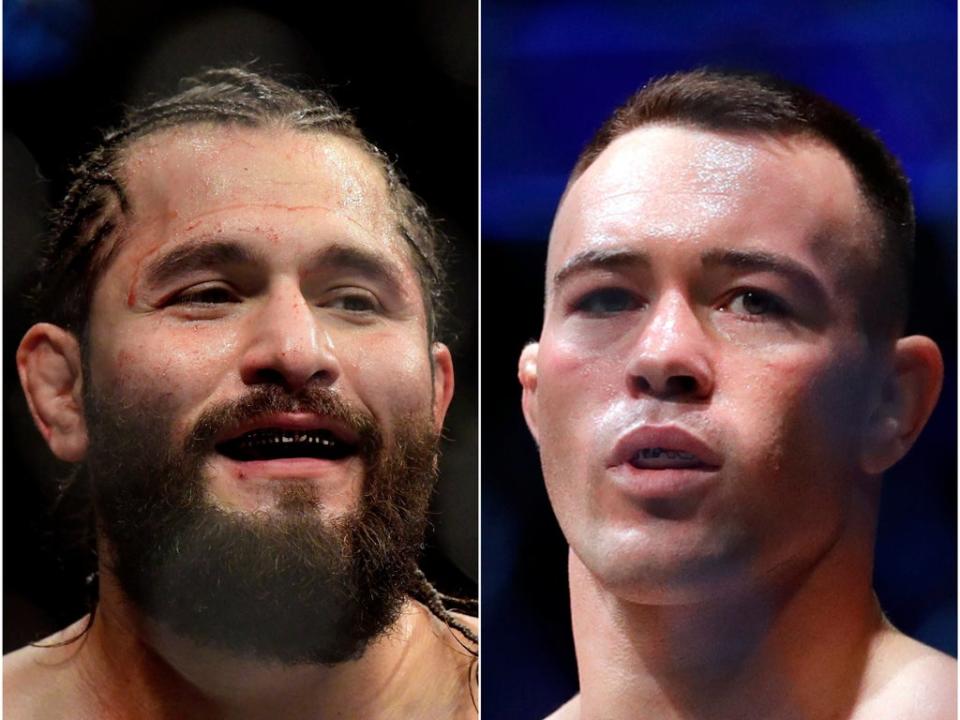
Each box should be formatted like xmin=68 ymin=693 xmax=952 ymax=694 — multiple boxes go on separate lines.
xmin=84 ymin=337 xmax=197 ymax=459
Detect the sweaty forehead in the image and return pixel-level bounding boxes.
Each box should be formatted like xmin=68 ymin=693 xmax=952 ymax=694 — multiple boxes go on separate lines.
xmin=548 ymin=124 xmax=876 ymax=278
xmin=117 ymin=124 xmax=394 ymax=237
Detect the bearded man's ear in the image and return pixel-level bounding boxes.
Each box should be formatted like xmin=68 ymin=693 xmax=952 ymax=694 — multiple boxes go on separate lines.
xmin=860 ymin=335 xmax=943 ymax=475
xmin=431 ymin=342 xmax=455 ymax=433
xmin=17 ymin=323 xmax=89 ymax=462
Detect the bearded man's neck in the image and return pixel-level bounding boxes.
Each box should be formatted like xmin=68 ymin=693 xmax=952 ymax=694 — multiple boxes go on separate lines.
xmin=72 ymin=572 xmax=456 ymax=720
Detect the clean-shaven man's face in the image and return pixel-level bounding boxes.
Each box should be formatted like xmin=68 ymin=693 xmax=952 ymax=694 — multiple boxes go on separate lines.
xmin=74 ymin=124 xmax=454 ymax=662
xmin=521 ymin=124 xmax=893 ymax=602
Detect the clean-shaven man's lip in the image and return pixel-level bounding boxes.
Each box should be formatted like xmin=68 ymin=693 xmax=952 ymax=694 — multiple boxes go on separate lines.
xmin=607 ymin=424 xmax=723 ymax=498
xmin=609 ymin=424 xmax=723 ymax=468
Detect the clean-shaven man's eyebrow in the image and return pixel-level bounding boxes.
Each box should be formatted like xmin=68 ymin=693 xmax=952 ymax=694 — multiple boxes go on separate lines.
xmin=142 ymin=240 xmax=263 ymax=287
xmin=700 ymin=249 xmax=827 ymax=301
xmin=552 ymin=248 xmax=651 ymax=291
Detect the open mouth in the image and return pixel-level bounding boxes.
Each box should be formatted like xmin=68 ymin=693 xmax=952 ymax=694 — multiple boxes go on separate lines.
xmin=216 ymin=428 xmax=358 ymax=462
xmin=630 ymin=447 xmax=704 ymax=469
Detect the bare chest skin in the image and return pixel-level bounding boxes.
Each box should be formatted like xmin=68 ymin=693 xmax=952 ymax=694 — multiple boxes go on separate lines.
xmin=3 ymin=602 xmax=478 ymax=720
xmin=553 ymin=551 xmax=955 ymax=720
xmin=547 ymin=668 xmax=956 ymax=720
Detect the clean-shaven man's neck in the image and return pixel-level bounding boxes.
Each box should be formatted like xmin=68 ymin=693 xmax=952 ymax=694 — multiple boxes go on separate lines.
xmin=559 ymin=505 xmax=954 ymax=720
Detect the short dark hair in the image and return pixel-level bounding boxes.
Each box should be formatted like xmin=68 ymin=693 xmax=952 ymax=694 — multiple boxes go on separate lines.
xmin=569 ymin=68 xmax=914 ymax=335
xmin=32 ymin=67 xmax=451 ymax=342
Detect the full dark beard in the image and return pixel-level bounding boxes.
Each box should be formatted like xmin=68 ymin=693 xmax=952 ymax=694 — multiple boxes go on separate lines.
xmin=84 ymin=384 xmax=439 ymax=665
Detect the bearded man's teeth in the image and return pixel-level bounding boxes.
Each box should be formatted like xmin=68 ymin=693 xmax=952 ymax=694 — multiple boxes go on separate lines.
xmin=277 ymin=434 xmax=333 ymax=444
xmin=217 ymin=428 xmax=352 ymax=461
xmin=237 ymin=430 xmax=337 ymax=447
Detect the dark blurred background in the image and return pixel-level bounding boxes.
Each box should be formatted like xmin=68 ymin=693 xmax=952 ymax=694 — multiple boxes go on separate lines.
xmin=482 ymin=2 xmax=957 ymax=718
xmin=4 ymin=0 xmax=477 ymax=652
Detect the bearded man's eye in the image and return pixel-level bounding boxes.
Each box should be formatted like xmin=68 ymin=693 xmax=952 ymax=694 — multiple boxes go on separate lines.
xmin=328 ymin=293 xmax=379 ymax=313
xmin=170 ymin=285 xmax=238 ymax=305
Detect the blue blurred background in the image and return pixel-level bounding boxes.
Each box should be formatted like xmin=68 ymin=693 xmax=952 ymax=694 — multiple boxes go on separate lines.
xmin=4 ymin=0 xmax=477 ymax=651
xmin=482 ymin=2 xmax=956 ymax=718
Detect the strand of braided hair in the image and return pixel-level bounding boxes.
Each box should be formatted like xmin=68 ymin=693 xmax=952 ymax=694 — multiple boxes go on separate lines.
xmin=410 ymin=566 xmax=478 ymax=654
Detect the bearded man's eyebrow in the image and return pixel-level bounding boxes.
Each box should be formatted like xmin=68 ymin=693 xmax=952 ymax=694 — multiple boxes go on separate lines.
xmin=143 ymin=241 xmax=263 ymax=286
xmin=304 ymin=243 xmax=406 ymax=292
xmin=552 ymin=248 xmax=651 ymax=290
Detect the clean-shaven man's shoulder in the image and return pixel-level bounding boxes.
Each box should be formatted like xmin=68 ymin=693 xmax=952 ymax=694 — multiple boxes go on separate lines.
xmin=852 ymin=631 xmax=956 ymax=720
xmin=537 ymin=632 xmax=956 ymax=720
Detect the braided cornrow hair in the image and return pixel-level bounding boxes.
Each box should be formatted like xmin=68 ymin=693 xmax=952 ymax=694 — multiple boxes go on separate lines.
xmin=410 ymin=566 xmax=478 ymax=710
xmin=410 ymin=566 xmax=479 ymax=653
xmin=30 ymin=66 xmax=451 ymax=344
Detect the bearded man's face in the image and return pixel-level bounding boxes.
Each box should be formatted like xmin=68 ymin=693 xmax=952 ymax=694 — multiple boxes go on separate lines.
xmin=85 ymin=383 xmax=439 ymax=664
xmin=73 ymin=124 xmax=454 ymax=663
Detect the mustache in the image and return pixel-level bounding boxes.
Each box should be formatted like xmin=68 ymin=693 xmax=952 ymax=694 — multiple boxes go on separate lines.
xmin=186 ymin=385 xmax=382 ymax=460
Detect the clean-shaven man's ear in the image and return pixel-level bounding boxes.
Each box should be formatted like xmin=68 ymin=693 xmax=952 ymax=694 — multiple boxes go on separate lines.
xmin=860 ymin=335 xmax=943 ymax=475
xmin=17 ymin=323 xmax=89 ymax=463
xmin=518 ymin=341 xmax=540 ymax=444
xmin=431 ymin=342 xmax=455 ymax=432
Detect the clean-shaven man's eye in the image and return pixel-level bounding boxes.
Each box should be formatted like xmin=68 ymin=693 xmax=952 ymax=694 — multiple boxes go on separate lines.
xmin=571 ymin=287 xmax=640 ymax=315
xmin=724 ymin=288 xmax=790 ymax=319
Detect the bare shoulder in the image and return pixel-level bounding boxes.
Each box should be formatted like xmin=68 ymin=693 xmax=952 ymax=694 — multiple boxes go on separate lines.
xmin=3 ymin=620 xmax=90 ymax=720
xmin=5 ymin=643 xmax=66 ymax=719
xmin=854 ymin=630 xmax=957 ymax=720
xmin=403 ymin=602 xmax=478 ymax=718
xmin=417 ymin=602 xmax=477 ymax=656
xmin=440 ymin=611 xmax=479 ymax=717
xmin=544 ymin=694 xmax=580 ymax=720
